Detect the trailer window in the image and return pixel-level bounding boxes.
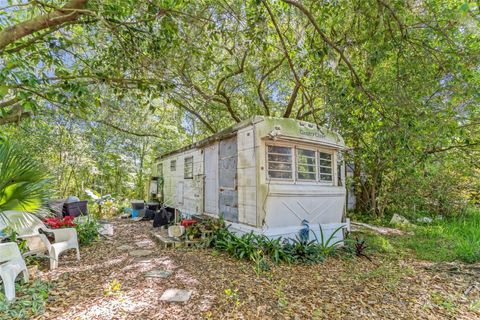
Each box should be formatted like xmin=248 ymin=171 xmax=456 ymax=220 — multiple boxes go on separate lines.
xmin=267 ymin=146 xmax=292 ymax=179
xmin=319 ymin=152 xmax=333 ymax=182
xmin=170 ymin=160 xmax=176 ymax=171
xmin=297 ymin=148 xmax=316 ymax=180
xmin=184 ymin=156 xmax=193 ymax=179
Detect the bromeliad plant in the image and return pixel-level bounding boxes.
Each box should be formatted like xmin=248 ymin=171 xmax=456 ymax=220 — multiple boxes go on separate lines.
xmin=206 ymin=221 xmax=347 ymax=267
xmin=315 ymin=224 xmax=346 ymax=256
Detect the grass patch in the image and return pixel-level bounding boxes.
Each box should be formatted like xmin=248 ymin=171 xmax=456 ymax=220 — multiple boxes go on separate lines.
xmin=394 ymin=208 xmax=480 ymax=263
xmin=349 ymin=208 xmax=480 ymax=263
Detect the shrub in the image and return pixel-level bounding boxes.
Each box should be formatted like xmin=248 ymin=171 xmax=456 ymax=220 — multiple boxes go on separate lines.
xmin=206 ymin=225 xmax=340 ymax=266
xmin=0 ymin=280 xmax=51 ymax=320
xmin=282 ymin=237 xmax=325 ymax=264
xmin=75 ymin=216 xmax=101 ymax=246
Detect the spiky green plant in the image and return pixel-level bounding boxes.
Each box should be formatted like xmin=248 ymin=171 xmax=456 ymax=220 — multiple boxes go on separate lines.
xmin=0 ymin=141 xmax=50 ymax=216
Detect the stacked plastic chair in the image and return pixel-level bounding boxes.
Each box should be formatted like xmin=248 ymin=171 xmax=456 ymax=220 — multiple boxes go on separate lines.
xmin=0 ymin=242 xmax=29 ymax=302
xmin=1 ymin=211 xmax=80 ymax=270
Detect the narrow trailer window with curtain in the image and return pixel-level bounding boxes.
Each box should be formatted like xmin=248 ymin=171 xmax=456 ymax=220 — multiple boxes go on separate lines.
xmin=184 ymin=156 xmax=193 ymax=179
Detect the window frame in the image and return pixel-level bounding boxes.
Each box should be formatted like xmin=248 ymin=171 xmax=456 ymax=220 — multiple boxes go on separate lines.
xmin=265 ymin=142 xmax=336 ymax=185
xmin=296 ymin=147 xmax=317 ymax=181
xmin=318 ymin=151 xmax=333 ymax=182
xmin=184 ymin=156 xmax=193 ymax=179
xmin=266 ymin=144 xmax=294 ymax=180
xmin=170 ymin=159 xmax=176 ymax=172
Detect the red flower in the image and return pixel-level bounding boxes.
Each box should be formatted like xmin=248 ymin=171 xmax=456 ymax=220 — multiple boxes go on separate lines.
xmin=43 ymin=217 xmax=76 ymax=229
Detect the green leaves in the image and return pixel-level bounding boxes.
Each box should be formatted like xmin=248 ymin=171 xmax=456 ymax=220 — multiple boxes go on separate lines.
xmin=0 ymin=141 xmax=50 ymax=214
xmin=0 ymin=280 xmax=51 ymax=320
xmin=0 ymin=86 xmax=7 ymax=99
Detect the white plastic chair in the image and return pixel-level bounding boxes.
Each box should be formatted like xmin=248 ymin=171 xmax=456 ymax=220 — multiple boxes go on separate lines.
xmin=0 ymin=211 xmax=80 ymax=270
xmin=0 ymin=242 xmax=29 ymax=302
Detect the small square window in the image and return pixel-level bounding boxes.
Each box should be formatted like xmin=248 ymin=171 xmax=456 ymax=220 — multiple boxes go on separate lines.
xmin=184 ymin=156 xmax=193 ymax=179
xmin=170 ymin=160 xmax=176 ymax=171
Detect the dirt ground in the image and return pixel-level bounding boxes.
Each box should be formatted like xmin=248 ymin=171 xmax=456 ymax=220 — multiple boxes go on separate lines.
xmin=34 ymin=219 xmax=480 ymax=319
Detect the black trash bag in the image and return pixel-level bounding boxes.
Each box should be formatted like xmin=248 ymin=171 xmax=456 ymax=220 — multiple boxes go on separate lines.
xmin=142 ymin=209 xmax=156 ymax=221
xmin=153 ymin=207 xmax=173 ymax=228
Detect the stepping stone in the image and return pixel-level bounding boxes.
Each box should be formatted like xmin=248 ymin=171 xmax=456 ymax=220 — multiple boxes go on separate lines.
xmin=160 ymin=288 xmax=192 ymax=303
xmin=145 ymin=269 xmax=173 ymax=279
xmin=129 ymin=249 xmax=153 ymax=257
xmin=118 ymin=245 xmax=133 ymax=251
xmin=135 ymin=240 xmax=154 ymax=247
xmin=99 ymin=224 xmax=114 ymax=236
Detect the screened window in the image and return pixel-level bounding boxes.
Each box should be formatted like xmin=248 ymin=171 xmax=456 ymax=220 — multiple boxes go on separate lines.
xmin=297 ymin=148 xmax=316 ymax=180
xmin=170 ymin=160 xmax=176 ymax=171
xmin=267 ymin=146 xmax=292 ymax=179
xmin=184 ymin=156 xmax=193 ymax=179
xmin=319 ymin=152 xmax=333 ymax=182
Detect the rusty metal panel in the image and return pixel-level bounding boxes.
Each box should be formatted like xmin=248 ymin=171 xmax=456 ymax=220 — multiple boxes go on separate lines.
xmin=219 ymin=136 xmax=238 ymax=222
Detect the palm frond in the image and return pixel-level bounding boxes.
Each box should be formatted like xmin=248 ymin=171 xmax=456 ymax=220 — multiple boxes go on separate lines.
xmin=0 ymin=142 xmax=50 ymax=215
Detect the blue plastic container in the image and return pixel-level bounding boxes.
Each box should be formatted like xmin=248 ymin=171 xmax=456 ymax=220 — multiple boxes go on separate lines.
xmin=131 ymin=208 xmax=141 ymax=218
xmin=124 ymin=208 xmax=133 ymax=217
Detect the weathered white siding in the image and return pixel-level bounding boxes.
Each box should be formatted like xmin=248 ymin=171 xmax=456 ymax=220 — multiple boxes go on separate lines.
xmin=251 ymin=118 xmax=347 ymax=234
xmin=152 ymin=116 xmax=347 ymax=240
xmin=237 ymin=127 xmax=257 ymax=226
xmin=162 ymin=149 xmax=203 ymax=216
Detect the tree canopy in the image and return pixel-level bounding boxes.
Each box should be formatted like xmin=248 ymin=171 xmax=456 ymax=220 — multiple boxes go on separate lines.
xmin=0 ymin=0 xmax=478 ymax=216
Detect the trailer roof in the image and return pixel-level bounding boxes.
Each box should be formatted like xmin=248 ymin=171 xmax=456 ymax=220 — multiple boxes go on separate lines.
xmin=157 ymin=116 xmax=344 ymax=160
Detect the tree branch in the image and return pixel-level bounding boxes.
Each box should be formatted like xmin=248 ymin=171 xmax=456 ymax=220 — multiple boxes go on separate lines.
xmin=0 ymin=105 xmax=32 ymax=125
xmin=262 ymin=1 xmax=302 ymax=90
xmin=0 ymin=97 xmax=20 ymax=109
xmin=257 ymin=57 xmax=285 ymax=116
xmin=169 ymin=98 xmax=216 ymax=133
xmin=96 ymin=120 xmax=163 ymax=139
xmin=283 ymin=81 xmax=301 ymax=118
xmin=281 ymin=0 xmax=373 ymax=101
xmin=0 ymin=0 xmax=88 ymax=52
xmin=2 ymin=20 xmax=95 ymax=54
xmin=426 ymin=142 xmax=480 ymax=154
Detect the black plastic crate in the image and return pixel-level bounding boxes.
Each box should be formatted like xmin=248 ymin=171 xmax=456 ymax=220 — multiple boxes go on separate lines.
xmin=62 ymin=201 xmax=88 ymax=217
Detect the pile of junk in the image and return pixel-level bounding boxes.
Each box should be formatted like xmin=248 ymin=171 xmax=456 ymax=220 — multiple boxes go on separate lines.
xmin=124 ymin=201 xmax=175 ymax=228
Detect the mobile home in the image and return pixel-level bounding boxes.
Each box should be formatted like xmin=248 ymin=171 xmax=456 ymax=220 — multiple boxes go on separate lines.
xmin=149 ymin=116 xmax=349 ymax=241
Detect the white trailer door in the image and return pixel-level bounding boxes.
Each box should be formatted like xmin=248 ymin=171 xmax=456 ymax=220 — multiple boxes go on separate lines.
xmin=219 ymin=136 xmax=238 ymax=222
xmin=204 ymin=144 xmax=219 ymax=215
